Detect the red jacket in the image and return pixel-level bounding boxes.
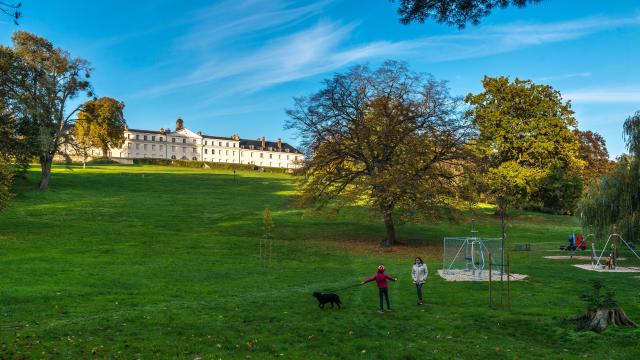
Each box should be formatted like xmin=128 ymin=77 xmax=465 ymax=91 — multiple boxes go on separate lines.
xmin=363 ymin=273 xmax=396 ymax=289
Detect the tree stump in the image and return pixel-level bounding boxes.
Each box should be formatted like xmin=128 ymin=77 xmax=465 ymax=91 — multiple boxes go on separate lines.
xmin=576 ymin=308 xmax=637 ymax=332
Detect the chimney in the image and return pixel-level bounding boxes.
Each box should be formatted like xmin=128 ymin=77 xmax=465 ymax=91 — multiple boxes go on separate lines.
xmin=261 ymin=136 xmax=266 ymax=150
xmin=176 ymin=118 xmax=184 ymax=130
xmin=277 ymin=138 xmax=282 ymax=151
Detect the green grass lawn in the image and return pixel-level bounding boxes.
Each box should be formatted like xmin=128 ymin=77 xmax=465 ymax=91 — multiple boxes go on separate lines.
xmin=1 ymin=165 xmax=639 ymax=359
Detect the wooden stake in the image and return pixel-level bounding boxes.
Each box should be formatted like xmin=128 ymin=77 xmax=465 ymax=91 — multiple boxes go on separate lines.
xmin=489 ymin=252 xmax=493 ymax=308
xmin=259 ymin=238 xmax=263 ymax=267
xmin=500 ymin=255 xmax=504 ymax=306
xmin=507 ymin=253 xmax=511 ymax=309
xmin=269 ymin=238 xmax=272 ymax=268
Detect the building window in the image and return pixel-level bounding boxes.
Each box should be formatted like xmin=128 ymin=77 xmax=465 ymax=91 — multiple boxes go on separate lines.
xmin=144 ymin=144 xmax=148 ymax=150
xmin=232 ymin=151 xmax=235 ymax=156
xmin=219 ymin=141 xmax=222 ymax=146
xmin=160 ymin=137 xmax=163 ymax=142
xmin=171 ymin=146 xmax=176 ymax=152
xmin=160 ymin=145 xmax=163 ymax=151
xmin=205 ymin=149 xmax=208 ymax=154
xmin=182 ymin=138 xmax=186 ymax=144
xmin=152 ymin=136 xmax=156 ymax=141
xmin=226 ymin=150 xmax=229 ymax=155
xmin=260 ymin=153 xmax=263 ymax=158
xmin=219 ymin=150 xmax=222 ymax=155
xmin=233 ymin=143 xmax=236 ymax=147
xmin=144 ymin=135 xmax=147 ymax=141
xmin=136 ymin=144 xmax=140 ymax=150
xmin=226 ymin=142 xmax=229 ymax=147
xmin=182 ymin=147 xmax=186 ymax=153
xmin=172 ymin=138 xmax=176 ymax=143
xmin=136 ymin=135 xmax=140 ymax=140
xmin=128 ymin=143 xmax=132 ymax=149
xmin=152 ymin=144 xmax=156 ymax=150
xmin=205 ymin=140 xmax=207 ymax=145
xmin=127 ymin=134 xmax=131 ymax=139
xmin=193 ymin=139 xmax=197 ymax=144
xmin=269 ymin=154 xmax=272 ymax=159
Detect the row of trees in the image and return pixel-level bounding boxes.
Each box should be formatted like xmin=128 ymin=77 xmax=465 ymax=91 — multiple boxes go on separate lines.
xmin=287 ymin=61 xmax=614 ymax=247
xmin=0 ymin=31 xmax=126 ymax=210
xmin=580 ymin=113 xmax=640 ymax=242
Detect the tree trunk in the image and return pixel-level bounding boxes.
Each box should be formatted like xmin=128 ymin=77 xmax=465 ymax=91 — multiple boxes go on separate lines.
xmin=577 ymin=308 xmax=637 ymax=332
xmin=102 ymin=146 xmax=109 ymax=158
xmin=381 ymin=205 xmax=396 ymax=247
xmin=39 ymin=157 xmax=52 ymax=190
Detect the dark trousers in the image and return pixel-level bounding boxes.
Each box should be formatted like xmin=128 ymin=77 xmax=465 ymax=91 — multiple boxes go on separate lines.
xmin=416 ymin=283 xmax=424 ymax=301
xmin=379 ymin=288 xmax=390 ymax=310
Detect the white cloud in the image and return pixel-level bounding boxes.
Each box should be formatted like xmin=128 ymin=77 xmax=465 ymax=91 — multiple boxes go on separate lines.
xmin=564 ymin=89 xmax=640 ymax=103
xmin=141 ymin=13 xmax=640 ymax=98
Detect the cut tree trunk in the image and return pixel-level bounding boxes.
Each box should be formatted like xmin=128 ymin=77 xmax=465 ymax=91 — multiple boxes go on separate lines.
xmin=39 ymin=157 xmax=52 ymax=190
xmin=577 ymin=308 xmax=637 ymax=332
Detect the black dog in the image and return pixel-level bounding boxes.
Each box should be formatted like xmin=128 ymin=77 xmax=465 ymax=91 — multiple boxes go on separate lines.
xmin=312 ymin=292 xmax=341 ymax=309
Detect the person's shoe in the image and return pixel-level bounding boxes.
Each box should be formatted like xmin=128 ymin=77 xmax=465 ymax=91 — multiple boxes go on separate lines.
xmin=378 ymin=309 xmax=384 ymax=314
xmin=418 ymin=301 xmax=423 ymax=305
xmin=386 ymin=308 xmax=393 ymax=312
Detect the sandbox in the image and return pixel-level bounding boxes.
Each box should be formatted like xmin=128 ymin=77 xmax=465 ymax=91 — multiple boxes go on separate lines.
xmin=544 ymin=255 xmax=627 ymax=260
xmin=573 ymin=264 xmax=640 ymax=273
xmin=438 ymin=269 xmax=528 ymax=282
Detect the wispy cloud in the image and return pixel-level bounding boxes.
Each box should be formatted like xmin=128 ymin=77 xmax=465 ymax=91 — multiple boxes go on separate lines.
xmin=178 ymin=0 xmax=334 ymax=50
xmin=141 ymin=12 xmax=640 ymax=98
xmin=564 ymin=88 xmax=640 ymax=103
xmin=534 ymin=72 xmax=592 ymax=82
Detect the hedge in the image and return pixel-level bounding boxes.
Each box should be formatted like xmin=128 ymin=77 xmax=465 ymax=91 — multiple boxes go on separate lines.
xmin=132 ymin=158 xmax=292 ymax=174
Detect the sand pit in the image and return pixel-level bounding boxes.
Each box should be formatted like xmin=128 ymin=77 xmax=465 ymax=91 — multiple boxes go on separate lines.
xmin=438 ymin=269 xmax=528 ymax=282
xmin=573 ymin=264 xmax=640 ymax=273
xmin=544 ymin=255 xmax=627 ymax=260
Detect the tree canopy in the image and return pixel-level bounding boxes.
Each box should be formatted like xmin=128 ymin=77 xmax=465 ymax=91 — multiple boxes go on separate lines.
xmin=395 ymin=0 xmax=544 ymax=28
xmin=0 ymin=31 xmax=92 ymax=189
xmin=75 ymin=97 xmax=126 ymax=158
xmin=580 ymin=112 xmax=640 ymax=242
xmin=286 ymin=61 xmax=474 ymax=247
xmin=466 ymin=76 xmax=583 ymax=214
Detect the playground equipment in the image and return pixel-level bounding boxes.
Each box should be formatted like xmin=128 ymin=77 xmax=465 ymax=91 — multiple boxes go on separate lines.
xmin=591 ymin=232 xmax=640 ymax=270
xmin=442 ymin=220 xmax=503 ymax=280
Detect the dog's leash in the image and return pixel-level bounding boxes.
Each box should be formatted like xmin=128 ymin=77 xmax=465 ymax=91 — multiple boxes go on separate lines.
xmin=324 ymin=283 xmax=363 ymax=293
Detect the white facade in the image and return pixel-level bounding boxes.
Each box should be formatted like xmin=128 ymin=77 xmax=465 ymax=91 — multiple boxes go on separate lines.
xmin=82 ymin=119 xmax=304 ymax=169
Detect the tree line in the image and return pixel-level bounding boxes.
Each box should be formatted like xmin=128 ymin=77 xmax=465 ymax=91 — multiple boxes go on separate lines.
xmin=0 ymin=31 xmax=126 ymax=203
xmin=286 ymin=61 xmax=618 ymax=247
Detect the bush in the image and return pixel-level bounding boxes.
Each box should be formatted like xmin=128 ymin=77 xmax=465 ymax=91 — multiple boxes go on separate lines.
xmin=86 ymin=157 xmax=120 ymax=165
xmin=132 ymin=158 xmax=291 ymax=174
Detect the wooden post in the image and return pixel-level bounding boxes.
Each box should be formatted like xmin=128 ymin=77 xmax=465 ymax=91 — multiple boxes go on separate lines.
xmin=500 ymin=254 xmax=504 ymax=306
xmin=507 ymin=253 xmax=511 ymax=309
xmin=269 ymin=238 xmax=272 ymax=268
xmin=489 ymin=252 xmax=493 ymax=308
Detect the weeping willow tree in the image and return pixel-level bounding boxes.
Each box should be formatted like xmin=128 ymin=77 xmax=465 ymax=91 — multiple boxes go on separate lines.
xmin=580 ymin=112 xmax=640 ymax=242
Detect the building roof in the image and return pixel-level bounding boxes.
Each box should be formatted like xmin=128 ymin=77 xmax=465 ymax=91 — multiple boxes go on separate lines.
xmin=239 ymin=139 xmax=302 ymax=154
xmin=126 ymin=128 xmax=166 ymax=134
xmin=124 ymin=125 xmax=302 ymax=154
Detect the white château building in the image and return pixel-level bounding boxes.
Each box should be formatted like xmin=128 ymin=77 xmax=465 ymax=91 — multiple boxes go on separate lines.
xmin=66 ymin=119 xmax=304 ymax=169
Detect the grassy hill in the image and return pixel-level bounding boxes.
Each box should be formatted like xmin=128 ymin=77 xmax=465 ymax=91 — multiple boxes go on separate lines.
xmin=1 ymin=165 xmax=638 ymax=359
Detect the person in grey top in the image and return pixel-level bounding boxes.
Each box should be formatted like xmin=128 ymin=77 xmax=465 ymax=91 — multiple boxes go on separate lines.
xmin=411 ymin=257 xmax=428 ymax=305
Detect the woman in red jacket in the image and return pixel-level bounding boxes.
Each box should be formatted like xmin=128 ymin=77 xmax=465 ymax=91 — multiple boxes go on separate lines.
xmin=362 ymin=265 xmax=397 ymax=313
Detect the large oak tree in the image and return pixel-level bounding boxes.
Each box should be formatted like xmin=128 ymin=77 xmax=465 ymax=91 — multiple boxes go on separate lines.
xmin=286 ymin=61 xmax=474 ymax=247
xmin=0 ymin=31 xmax=92 ymax=190
xmin=466 ymin=76 xmax=584 ymax=215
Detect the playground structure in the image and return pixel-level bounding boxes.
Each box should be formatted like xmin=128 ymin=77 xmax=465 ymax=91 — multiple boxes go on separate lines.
xmin=589 ymin=232 xmax=640 ymax=271
xmin=441 ymin=221 xmax=504 ymax=281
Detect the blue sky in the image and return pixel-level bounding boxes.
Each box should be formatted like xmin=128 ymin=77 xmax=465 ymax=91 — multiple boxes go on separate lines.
xmin=1 ymin=0 xmax=640 ymax=156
